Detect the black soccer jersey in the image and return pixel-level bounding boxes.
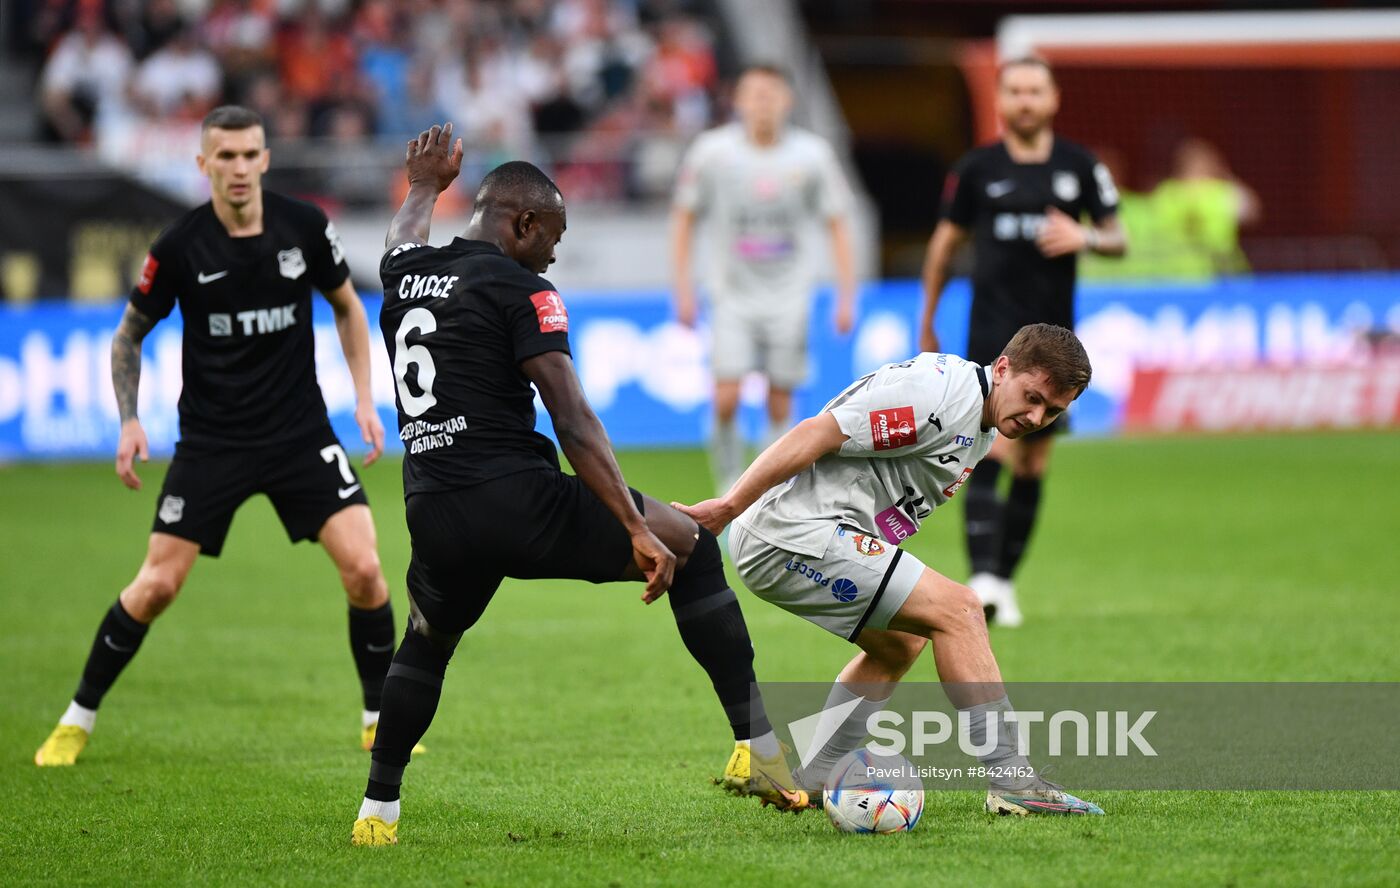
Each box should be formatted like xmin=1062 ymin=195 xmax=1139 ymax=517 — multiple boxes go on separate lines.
xmin=129 ymin=191 xmax=351 ymax=448
xmin=941 ymin=138 xmax=1118 ymax=335
xmin=378 ymin=238 xmax=572 ymax=496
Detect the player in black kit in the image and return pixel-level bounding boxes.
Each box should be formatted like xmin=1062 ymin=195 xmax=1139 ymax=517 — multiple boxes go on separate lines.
xmin=351 ymin=125 xmax=805 ymax=846
xmin=35 ymin=106 xmax=401 ymax=767
xmin=918 ymin=58 xmax=1126 ymax=627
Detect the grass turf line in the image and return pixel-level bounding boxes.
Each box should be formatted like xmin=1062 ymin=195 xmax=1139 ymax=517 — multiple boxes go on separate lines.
xmin=2 ymin=431 xmax=1398 ymax=886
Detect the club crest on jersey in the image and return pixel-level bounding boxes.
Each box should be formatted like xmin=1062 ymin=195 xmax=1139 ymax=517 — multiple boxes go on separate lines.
xmin=158 ymin=495 xmax=185 ymax=524
xmin=530 ymin=290 xmax=569 ymax=333
xmin=277 ymin=247 xmax=307 ymax=280
xmin=868 ymin=406 xmax=917 ymax=451
xmin=852 ymin=534 xmax=885 ymax=557
xmin=1053 ymin=171 xmax=1080 ymax=202
xmin=942 ymin=467 xmax=974 ymax=498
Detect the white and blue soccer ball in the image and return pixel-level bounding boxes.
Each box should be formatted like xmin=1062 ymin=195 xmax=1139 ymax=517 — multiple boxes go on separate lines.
xmin=823 ymin=748 xmax=924 ymax=834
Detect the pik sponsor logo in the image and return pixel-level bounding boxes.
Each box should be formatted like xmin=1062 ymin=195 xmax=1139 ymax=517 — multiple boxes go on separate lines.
xmin=531 ymin=290 xmax=569 ymax=333
xmin=868 ymin=405 xmax=917 ymax=451
xmin=942 ymin=467 xmax=973 ymax=498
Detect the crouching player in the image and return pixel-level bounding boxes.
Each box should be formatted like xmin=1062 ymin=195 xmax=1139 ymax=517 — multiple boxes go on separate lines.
xmin=676 ymin=324 xmax=1104 ymax=815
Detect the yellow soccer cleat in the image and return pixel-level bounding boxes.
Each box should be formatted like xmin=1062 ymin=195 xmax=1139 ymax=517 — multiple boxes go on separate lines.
xmin=717 ymin=740 xmax=750 ymax=795
xmin=361 ymin=722 xmax=426 ymax=755
xmin=716 ymin=740 xmax=812 ymax=812
xmin=35 ymin=724 xmax=89 ymax=767
xmin=351 ymin=815 xmax=398 ymax=846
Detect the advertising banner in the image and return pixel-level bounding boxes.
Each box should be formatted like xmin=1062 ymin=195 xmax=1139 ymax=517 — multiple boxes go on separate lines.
xmin=0 ymin=273 xmax=1395 ymax=461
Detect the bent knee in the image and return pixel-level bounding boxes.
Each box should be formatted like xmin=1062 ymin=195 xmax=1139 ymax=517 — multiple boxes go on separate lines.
xmin=342 ymin=555 xmax=387 ymax=607
xmin=127 ymin=567 xmax=184 ymax=616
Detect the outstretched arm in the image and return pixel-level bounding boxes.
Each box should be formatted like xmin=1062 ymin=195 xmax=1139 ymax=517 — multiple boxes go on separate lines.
xmin=385 ymin=123 xmax=463 ymax=252
xmin=111 ymin=304 xmax=157 ymax=490
xmin=672 ymin=413 xmax=848 ymax=535
xmin=523 ymin=350 xmax=676 ymax=601
xmin=322 ymin=279 xmax=385 ymax=465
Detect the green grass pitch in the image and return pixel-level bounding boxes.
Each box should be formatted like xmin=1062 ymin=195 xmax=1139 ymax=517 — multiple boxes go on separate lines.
xmin=3 ymin=432 xmax=1397 ymax=886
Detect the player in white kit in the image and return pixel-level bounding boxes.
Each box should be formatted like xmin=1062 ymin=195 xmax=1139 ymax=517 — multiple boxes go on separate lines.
xmin=671 ymin=64 xmax=858 ymax=493
xmin=675 ymin=324 xmax=1105 ymax=816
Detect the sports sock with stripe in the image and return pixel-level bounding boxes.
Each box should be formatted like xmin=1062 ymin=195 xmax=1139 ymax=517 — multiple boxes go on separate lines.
xmin=72 ymin=599 xmax=150 ymax=710
xmin=348 ymin=602 xmax=396 ymax=711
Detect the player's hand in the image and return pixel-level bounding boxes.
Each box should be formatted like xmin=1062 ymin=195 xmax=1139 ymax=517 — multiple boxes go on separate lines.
xmin=115 ymin=418 xmax=149 ymax=491
xmin=406 ymin=122 xmax=463 ymax=194
xmin=633 ymin=530 xmax=677 ymax=604
xmin=675 ymin=283 xmax=698 ymax=328
xmin=670 ymin=498 xmax=733 ymax=538
xmin=833 ymin=298 xmax=855 ymax=336
xmin=355 ymin=400 xmax=385 ymax=467
xmin=919 ymin=327 xmax=940 ymax=354
xmin=1036 ymin=205 xmax=1087 ymax=258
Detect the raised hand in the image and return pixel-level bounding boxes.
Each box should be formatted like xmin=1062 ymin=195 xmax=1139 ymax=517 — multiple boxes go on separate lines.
xmin=406 ymin=122 xmax=464 ymax=194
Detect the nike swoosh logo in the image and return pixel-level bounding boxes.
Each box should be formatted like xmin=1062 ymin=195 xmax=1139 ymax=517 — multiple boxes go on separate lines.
xmin=338 ymin=484 xmax=362 ymax=499
xmin=986 ymin=180 xmax=1015 ymax=198
xmin=197 ymin=270 xmax=229 ymax=284
xmin=103 ymin=634 xmax=135 ymax=653
xmin=366 ymin=642 xmax=394 ymax=653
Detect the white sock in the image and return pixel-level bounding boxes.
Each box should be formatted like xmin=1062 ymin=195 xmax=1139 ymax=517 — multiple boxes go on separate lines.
xmin=709 ymin=418 xmax=745 ymax=494
xmin=747 ymin=730 xmax=780 ymax=760
xmin=362 ymin=709 xmax=380 ymax=729
xmin=959 ymin=695 xmax=1035 ymax=788
xmin=798 ymin=679 xmax=894 ymax=787
xmin=358 ymin=796 xmax=400 ymax=824
xmin=59 ymin=701 xmax=97 ymax=733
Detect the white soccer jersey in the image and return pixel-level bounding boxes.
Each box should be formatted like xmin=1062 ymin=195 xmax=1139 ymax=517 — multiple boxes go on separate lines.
xmin=736 ymin=353 xmax=996 ymax=557
xmin=673 ymin=122 xmax=851 ymax=305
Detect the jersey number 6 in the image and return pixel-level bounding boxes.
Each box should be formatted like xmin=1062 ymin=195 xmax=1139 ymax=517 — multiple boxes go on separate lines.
xmin=392 ymin=308 xmax=438 ymax=417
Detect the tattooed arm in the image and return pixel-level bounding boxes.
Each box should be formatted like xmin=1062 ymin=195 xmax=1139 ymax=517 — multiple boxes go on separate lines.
xmin=112 ymin=304 xmax=157 ymax=490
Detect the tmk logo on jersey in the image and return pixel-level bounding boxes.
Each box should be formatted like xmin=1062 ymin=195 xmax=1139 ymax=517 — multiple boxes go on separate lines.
xmin=277 ymin=247 xmax=306 ymax=280
xmin=206 ymin=304 xmax=298 ymax=337
xmin=942 ymin=467 xmax=974 ymax=498
xmin=138 ymin=253 xmax=159 ymax=294
xmin=869 ymin=406 xmax=917 ymax=451
xmin=531 ymin=290 xmax=569 ymax=333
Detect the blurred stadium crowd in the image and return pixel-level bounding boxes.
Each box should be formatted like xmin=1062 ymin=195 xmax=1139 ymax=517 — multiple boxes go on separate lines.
xmin=17 ymin=0 xmax=721 ymax=202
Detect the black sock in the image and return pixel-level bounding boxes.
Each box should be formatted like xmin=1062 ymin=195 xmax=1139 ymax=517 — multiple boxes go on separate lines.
xmin=998 ymin=475 xmax=1043 ymax=579
xmin=669 ymin=528 xmax=772 ymax=741
xmin=73 ymin=599 xmax=150 ymax=710
xmin=365 ymin=628 xmax=451 ymax=802
xmin=348 ymin=602 xmax=396 ymax=711
xmin=964 ymin=458 xmax=1005 ymax=576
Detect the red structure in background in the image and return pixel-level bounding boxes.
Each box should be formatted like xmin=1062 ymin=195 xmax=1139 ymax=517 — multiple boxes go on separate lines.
xmin=957 ymin=38 xmax=1400 ymax=269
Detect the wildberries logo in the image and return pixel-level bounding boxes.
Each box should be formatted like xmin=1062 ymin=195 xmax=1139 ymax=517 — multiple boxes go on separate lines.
xmin=530 ymin=290 xmax=569 ymax=333
xmin=869 ymin=406 xmax=917 ymax=451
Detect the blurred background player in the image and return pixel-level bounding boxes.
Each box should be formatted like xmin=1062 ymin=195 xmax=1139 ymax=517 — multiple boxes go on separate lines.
xmin=917 ymin=57 xmax=1125 ymax=627
xmin=671 ymin=63 xmax=858 ymax=494
xmin=34 ymin=106 xmax=397 ymax=766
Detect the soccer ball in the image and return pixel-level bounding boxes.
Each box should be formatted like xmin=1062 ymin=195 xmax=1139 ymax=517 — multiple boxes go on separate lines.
xmin=822 ymin=748 xmax=924 ymax=834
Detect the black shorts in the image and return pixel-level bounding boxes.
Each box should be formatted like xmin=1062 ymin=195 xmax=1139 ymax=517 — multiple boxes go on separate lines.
xmin=966 ymin=323 xmax=1070 ymax=439
xmin=404 ymin=469 xmax=645 ymax=635
xmin=152 ymin=425 xmax=369 ymax=557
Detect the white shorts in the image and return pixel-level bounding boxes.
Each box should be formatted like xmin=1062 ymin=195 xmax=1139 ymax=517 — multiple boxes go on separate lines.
xmin=709 ymin=298 xmax=811 ymax=388
xmin=729 ymin=521 xmax=925 ymax=641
